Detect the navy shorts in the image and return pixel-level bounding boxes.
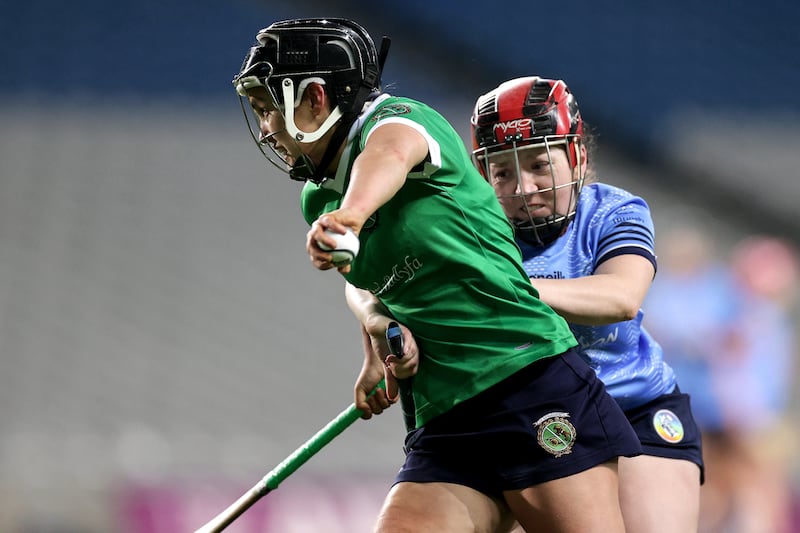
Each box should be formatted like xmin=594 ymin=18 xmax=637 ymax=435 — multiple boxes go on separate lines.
xmin=623 ymin=385 xmax=705 ymax=484
xmin=394 ymin=348 xmax=643 ymax=496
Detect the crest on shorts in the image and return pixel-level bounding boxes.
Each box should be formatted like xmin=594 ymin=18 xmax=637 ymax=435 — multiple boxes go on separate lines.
xmin=534 ymin=412 xmax=576 ymax=457
xmin=652 ymin=408 xmax=684 ymax=444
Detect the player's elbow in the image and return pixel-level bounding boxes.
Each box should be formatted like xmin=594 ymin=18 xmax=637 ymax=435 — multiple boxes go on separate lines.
xmin=614 ymin=296 xmax=641 ymax=322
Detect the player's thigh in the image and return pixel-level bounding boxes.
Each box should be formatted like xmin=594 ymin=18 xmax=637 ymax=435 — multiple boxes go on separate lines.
xmin=374 ymin=481 xmax=515 ymax=533
xmin=618 ymin=455 xmax=700 ymax=533
xmin=503 ymin=461 xmax=625 ymax=533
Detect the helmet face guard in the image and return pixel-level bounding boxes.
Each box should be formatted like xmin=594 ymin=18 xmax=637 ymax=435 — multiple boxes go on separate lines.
xmin=234 ymin=78 xmax=330 ymax=182
xmin=233 ymin=18 xmax=387 ymax=183
xmin=471 ymin=77 xmax=586 ymax=247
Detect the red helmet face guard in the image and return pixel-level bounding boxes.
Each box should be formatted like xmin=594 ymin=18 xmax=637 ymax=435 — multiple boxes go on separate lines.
xmin=471 ymin=77 xmax=586 ymax=246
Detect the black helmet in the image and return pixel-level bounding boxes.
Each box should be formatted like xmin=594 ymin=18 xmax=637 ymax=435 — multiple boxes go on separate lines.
xmin=234 ymin=18 xmax=382 ymax=116
xmin=233 ymin=18 xmax=389 ymax=183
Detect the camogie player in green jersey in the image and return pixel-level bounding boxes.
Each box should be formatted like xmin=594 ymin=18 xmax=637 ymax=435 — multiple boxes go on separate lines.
xmin=233 ymin=17 xmax=642 ymax=533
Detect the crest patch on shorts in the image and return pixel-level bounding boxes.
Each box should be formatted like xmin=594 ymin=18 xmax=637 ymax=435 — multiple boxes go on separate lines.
xmin=534 ymin=412 xmax=576 ymax=457
xmin=652 ymin=408 xmax=684 ymax=443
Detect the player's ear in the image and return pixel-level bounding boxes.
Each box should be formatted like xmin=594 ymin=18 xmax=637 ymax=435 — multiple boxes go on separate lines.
xmin=580 ymin=142 xmax=589 ymax=173
xmin=305 ymin=82 xmax=330 ymax=114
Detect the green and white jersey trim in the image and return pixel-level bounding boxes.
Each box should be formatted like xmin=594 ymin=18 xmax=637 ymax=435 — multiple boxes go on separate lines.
xmin=363 ymin=116 xmax=442 ymax=179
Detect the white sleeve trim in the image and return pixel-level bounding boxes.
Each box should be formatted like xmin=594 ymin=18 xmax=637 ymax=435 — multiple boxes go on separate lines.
xmin=363 ymin=117 xmax=442 ymax=178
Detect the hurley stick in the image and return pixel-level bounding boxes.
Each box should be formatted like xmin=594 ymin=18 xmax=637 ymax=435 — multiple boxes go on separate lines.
xmin=194 ymin=380 xmax=386 ymax=533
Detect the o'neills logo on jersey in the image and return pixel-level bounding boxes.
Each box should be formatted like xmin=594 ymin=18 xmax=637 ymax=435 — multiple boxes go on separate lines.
xmin=371 ymin=255 xmax=424 ymax=296
xmin=494 ymin=118 xmax=534 ymax=137
xmin=530 ymin=271 xmax=564 ymax=279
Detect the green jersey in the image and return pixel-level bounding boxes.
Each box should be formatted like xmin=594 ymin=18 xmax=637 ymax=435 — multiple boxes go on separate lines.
xmin=301 ymin=95 xmax=577 ymax=427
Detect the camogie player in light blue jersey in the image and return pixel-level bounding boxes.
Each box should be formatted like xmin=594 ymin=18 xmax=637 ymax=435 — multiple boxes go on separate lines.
xmin=471 ymin=76 xmax=704 ymax=533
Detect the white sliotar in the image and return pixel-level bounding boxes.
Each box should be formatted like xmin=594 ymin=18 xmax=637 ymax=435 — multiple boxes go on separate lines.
xmin=318 ymin=228 xmax=360 ymax=266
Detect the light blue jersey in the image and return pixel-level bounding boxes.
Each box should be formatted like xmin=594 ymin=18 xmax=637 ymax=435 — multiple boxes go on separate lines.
xmin=518 ymin=183 xmax=676 ymax=411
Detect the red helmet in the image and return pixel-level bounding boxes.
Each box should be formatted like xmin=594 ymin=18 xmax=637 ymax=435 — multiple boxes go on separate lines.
xmin=471 ymin=77 xmax=586 ymax=246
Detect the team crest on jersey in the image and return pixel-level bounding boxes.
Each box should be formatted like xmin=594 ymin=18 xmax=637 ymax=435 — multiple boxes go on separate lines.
xmin=652 ymin=409 xmax=684 ymax=443
xmin=371 ymin=104 xmax=412 ymax=121
xmin=535 ymin=412 xmax=576 ymax=457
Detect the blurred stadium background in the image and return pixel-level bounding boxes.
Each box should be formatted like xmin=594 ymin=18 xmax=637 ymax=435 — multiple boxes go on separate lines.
xmin=1 ymin=1 xmax=799 ymax=531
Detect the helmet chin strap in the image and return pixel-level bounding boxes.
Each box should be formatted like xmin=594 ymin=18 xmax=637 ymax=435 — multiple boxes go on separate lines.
xmin=287 ymin=153 xmax=317 ymax=182
xmin=290 ymin=112 xmax=357 ymax=184
xmin=514 ymin=216 xmax=568 ymax=247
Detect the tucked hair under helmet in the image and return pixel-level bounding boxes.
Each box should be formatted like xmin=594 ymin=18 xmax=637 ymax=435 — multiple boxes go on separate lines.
xmin=471 ymin=76 xmax=585 ymax=246
xmin=233 ymin=18 xmax=390 ymax=184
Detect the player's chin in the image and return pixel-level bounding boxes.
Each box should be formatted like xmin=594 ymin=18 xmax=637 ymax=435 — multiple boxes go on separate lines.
xmin=521 ymin=206 xmax=551 ymax=218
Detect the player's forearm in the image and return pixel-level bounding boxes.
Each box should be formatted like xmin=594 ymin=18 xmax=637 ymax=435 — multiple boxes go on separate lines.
xmin=531 ymin=276 xmax=642 ymax=326
xmin=345 ymin=283 xmax=391 ymax=329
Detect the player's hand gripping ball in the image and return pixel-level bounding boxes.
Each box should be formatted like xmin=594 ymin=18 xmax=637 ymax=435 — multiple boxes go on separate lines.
xmin=318 ymin=228 xmax=360 ymax=267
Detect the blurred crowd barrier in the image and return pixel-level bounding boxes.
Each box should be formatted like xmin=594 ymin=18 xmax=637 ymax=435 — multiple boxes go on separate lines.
xmin=121 ymin=476 xmax=388 ymax=533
